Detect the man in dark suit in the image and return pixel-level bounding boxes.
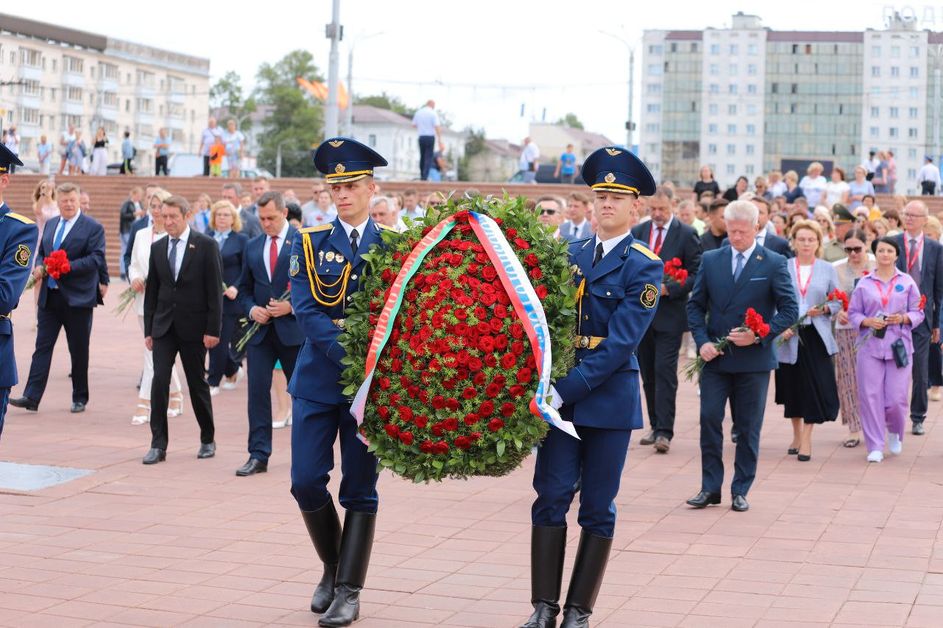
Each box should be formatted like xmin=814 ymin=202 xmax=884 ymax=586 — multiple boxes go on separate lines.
xmin=11 ymin=183 xmax=106 ymax=413
xmin=222 ymin=182 xmax=262 ymax=239
xmin=699 ymin=198 xmax=728 ymax=251
xmin=142 ymin=195 xmax=223 ymax=465
xmin=721 ymin=195 xmax=792 ymax=258
xmin=235 ymin=191 xmax=302 ymax=476
xmin=894 ymin=200 xmax=943 ymax=435
xmin=632 ymin=187 xmax=702 ymax=453
xmin=559 ymin=191 xmax=594 ymax=242
xmin=686 ymin=200 xmax=798 ymax=512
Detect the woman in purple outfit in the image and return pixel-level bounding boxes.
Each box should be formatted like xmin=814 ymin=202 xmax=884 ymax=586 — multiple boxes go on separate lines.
xmin=848 ymin=237 xmax=925 ymax=462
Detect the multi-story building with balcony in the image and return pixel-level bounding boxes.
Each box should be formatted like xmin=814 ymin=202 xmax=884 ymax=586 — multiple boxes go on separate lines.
xmin=0 ymin=13 xmax=209 ymax=171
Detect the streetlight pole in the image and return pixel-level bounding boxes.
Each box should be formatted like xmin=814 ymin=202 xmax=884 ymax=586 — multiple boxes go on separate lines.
xmin=599 ymin=30 xmax=636 ymax=150
xmin=324 ymin=0 xmax=343 ymax=138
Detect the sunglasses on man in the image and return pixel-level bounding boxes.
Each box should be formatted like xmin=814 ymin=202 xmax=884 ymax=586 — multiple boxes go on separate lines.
xmin=539 ymin=208 xmax=558 ymax=216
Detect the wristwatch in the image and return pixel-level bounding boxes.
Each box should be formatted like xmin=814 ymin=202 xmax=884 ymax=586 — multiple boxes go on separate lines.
xmin=753 ymin=331 xmax=761 ymax=345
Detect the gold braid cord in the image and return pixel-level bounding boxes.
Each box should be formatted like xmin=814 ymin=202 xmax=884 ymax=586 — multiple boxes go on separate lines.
xmin=302 ymin=232 xmax=351 ymax=307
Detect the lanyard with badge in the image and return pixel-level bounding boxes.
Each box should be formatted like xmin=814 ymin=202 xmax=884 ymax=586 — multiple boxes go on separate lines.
xmin=795 ymin=258 xmax=814 ymax=317
xmin=874 ymin=275 xmax=898 ymax=310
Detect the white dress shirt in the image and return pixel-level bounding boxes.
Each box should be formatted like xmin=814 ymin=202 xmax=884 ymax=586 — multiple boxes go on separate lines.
xmin=263 ymin=221 xmax=290 ymax=280
xmin=731 ymin=241 xmax=757 ymax=276
xmin=595 ymin=229 xmax=633 ymax=260
xmin=648 ymin=217 xmax=672 ymax=251
xmin=167 ymin=226 xmax=190 ymax=280
xmin=51 ymin=209 xmax=82 ymax=245
xmin=338 ymin=217 xmax=370 ymax=253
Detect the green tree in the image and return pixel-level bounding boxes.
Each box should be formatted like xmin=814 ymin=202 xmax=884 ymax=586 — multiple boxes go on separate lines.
xmin=458 ymin=128 xmax=486 ymax=181
xmin=556 ymin=112 xmax=584 ymax=130
xmin=210 ymin=70 xmax=256 ymax=132
xmin=356 ymin=92 xmax=415 ymax=117
xmin=254 ymin=50 xmax=324 ymax=177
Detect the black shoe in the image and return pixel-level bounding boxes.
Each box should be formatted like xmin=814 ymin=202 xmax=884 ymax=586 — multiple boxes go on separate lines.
xmin=797 ymin=454 xmax=811 ymax=462
xmin=686 ymin=491 xmax=721 ymax=508
xmin=235 ymin=458 xmax=268 ymax=476
xmin=9 ymin=396 xmax=38 ymax=411
xmin=302 ymin=502 xmax=342 ymax=614
xmin=787 ymin=447 xmax=799 ymax=455
xmin=318 ymin=511 xmax=376 ymax=627
xmin=197 ymin=442 xmax=216 ymax=459
xmin=638 ymin=430 xmax=655 ymax=446
xmin=560 ymin=530 xmax=612 ymax=628
xmin=731 ymin=494 xmax=750 ymax=512
xmin=913 ymin=422 xmax=926 ymax=435
xmin=654 ymin=436 xmax=670 ymax=453
xmin=70 ymin=402 xmax=86 ymax=413
xmin=142 ymin=448 xmax=166 ymax=465
xmin=521 ymin=526 xmax=566 ymax=628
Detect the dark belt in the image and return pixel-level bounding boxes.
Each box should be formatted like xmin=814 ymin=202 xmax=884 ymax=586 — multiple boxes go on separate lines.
xmin=574 ymin=335 xmax=605 ymax=349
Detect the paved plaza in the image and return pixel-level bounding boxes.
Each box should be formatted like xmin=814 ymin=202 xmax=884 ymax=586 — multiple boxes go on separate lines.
xmin=2 ymin=293 xmax=943 ymax=627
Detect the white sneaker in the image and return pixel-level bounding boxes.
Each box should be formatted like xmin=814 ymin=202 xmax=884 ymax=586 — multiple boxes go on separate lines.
xmin=209 ymin=386 xmax=221 ymax=397
xmin=888 ymin=432 xmax=902 ymax=455
xmin=221 ymin=367 xmax=244 ymax=390
xmin=867 ymin=450 xmax=884 ymax=463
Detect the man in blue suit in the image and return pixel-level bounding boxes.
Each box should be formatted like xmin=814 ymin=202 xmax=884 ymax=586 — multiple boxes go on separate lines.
xmin=893 ymin=200 xmax=943 ymax=435
xmin=686 ymin=200 xmax=798 ymax=513
xmin=289 ymin=138 xmax=396 ymax=627
xmin=0 ymin=141 xmax=39 ymax=440
xmin=12 ymin=183 xmax=107 ymax=413
xmin=235 ymin=191 xmax=302 ymax=476
xmin=523 ymin=147 xmax=662 ymax=628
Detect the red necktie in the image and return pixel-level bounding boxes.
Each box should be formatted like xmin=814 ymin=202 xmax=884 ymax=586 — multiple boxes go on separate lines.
xmin=653 ymin=227 xmax=664 ymax=255
xmin=269 ymin=236 xmax=278 ymax=280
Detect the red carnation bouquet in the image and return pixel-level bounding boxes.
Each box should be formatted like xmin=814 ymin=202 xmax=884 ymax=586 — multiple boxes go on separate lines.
xmin=663 ymin=257 xmax=688 ymax=286
xmin=24 ymin=249 xmax=71 ymax=291
xmin=776 ymin=288 xmax=848 ymax=345
xmin=683 ymin=307 xmax=770 ymax=380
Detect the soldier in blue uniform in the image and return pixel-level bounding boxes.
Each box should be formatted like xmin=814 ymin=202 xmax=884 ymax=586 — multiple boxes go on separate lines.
xmin=288 ymin=137 xmax=395 ymax=627
xmin=522 ymin=148 xmax=663 ymax=628
xmin=0 ymin=141 xmax=39 ymax=441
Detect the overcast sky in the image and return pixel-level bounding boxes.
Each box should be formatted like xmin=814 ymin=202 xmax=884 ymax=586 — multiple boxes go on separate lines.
xmin=7 ymin=1 xmax=930 ymax=143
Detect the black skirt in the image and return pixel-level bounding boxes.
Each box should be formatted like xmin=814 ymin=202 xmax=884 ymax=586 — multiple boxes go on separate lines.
xmin=775 ymin=326 xmax=840 ymax=424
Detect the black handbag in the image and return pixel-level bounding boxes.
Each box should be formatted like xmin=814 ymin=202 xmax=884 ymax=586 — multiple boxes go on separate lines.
xmin=891 ymin=337 xmax=909 ymax=368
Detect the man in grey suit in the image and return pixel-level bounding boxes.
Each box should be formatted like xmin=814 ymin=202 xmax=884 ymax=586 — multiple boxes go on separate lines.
xmin=893 ymin=200 xmax=943 ymax=435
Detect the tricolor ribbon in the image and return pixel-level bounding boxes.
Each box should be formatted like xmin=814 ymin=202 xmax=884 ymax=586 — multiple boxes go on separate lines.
xmin=350 ymin=212 xmax=578 ymax=442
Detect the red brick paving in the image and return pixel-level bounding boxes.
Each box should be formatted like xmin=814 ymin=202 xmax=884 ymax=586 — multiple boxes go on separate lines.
xmin=2 ymin=294 xmax=943 ymax=627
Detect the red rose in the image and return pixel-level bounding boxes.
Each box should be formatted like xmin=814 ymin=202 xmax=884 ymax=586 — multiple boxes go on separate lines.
xmin=478 ymin=337 xmax=495 ymax=353
xmin=432 ymin=395 xmax=446 ymax=409
xmin=500 ymin=402 xmax=515 ymax=417
xmin=494 ymin=335 xmax=509 ymax=350
xmin=454 ymin=436 xmax=472 ymax=450
xmin=468 ymin=357 xmax=484 ymax=372
xmin=524 ymin=253 xmax=539 ymax=268
xmin=443 ymin=417 xmax=459 ymax=431
xmin=473 ymin=372 xmax=487 ymax=385
xmin=516 ymin=368 xmax=532 ymax=384
xmin=378 ymin=406 xmax=391 ymax=420
xmin=509 ymin=323 xmax=524 ymax=339
xmin=384 ymin=424 xmax=400 ymax=437
xmin=476 ymin=322 xmax=491 ymax=336
xmin=501 ymin=353 xmax=517 ymax=369
xmin=509 ymin=385 xmax=526 ymax=398
xmin=434 ymin=441 xmax=449 ymax=454
xmin=535 ymin=285 xmax=548 ymax=299
xmin=432 ymin=424 xmax=444 ymax=436
xmin=511 ymin=341 xmax=525 ymax=355
xmin=489 ymin=318 xmax=504 ymax=332
xmin=391 ymin=359 xmax=403 ymax=373
xmin=455 ymin=309 xmax=468 ymax=321
xmin=529 ymin=267 xmax=543 ymax=280
xmin=479 ymin=400 xmax=494 ymax=416
xmin=469 ymin=431 xmax=482 ymax=441
xmin=464 ymin=413 xmax=479 ymax=426
xmin=514 ymin=238 xmax=530 ymax=250
xmin=486 ymin=383 xmax=501 ymax=398
xmin=420 ymin=440 xmax=435 ymax=453
xmin=484 ymin=354 xmax=498 ymax=368
xmin=482 ymin=267 xmax=498 ymax=281
xmin=481 ymin=292 xmax=497 ymax=306
xmin=398 ymin=406 xmax=414 ymax=422
xmin=414 ymin=416 xmax=429 ymax=428
xmin=378 ymin=377 xmax=391 ymax=390
xmin=494 ymin=305 xmax=510 ymax=319
xmin=446 ymin=397 xmax=460 ymax=411
xmin=505 ymin=228 xmax=518 ymax=238
xmin=399 ymin=431 xmax=414 ymax=445
xmin=488 ymin=418 xmax=504 ymax=432
xmin=462 ymin=386 xmax=477 ymax=400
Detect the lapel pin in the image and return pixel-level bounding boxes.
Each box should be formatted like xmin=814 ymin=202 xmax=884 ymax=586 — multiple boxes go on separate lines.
xmin=336 ymin=253 xmax=345 ymax=264
xmin=326 ymin=251 xmax=335 ymax=262
xmin=318 ymin=251 xmax=324 ymax=266
xmin=188 ymin=244 xmax=196 ymax=249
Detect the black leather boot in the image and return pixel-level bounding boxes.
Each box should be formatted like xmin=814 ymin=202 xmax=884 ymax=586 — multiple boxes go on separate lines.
xmin=318 ymin=511 xmax=376 ymax=627
xmin=560 ymin=531 xmax=612 ymax=628
xmin=521 ymin=526 xmax=566 ymax=628
xmin=301 ymin=501 xmax=341 ymax=614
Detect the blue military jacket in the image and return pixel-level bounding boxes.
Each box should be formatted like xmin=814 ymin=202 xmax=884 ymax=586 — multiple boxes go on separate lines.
xmin=554 ymin=234 xmax=663 ymax=430
xmin=288 ymin=218 xmax=392 ymax=404
xmin=0 ymin=203 xmax=38 ymax=388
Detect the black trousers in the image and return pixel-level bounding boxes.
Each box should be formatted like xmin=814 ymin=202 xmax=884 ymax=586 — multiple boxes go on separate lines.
xmin=246 ymin=331 xmax=300 ymax=462
xmin=637 ymin=326 xmax=683 ymax=440
xmin=203 ymin=155 xmax=211 ymax=177
xmin=911 ymin=324 xmax=931 ymax=424
xmin=155 ymin=155 xmax=169 ymax=176
xmin=207 ymin=312 xmax=240 ymax=386
xmin=24 ymin=290 xmax=92 ymax=405
xmin=418 ymin=135 xmax=435 ymax=180
xmin=150 ymin=326 xmax=214 ymax=450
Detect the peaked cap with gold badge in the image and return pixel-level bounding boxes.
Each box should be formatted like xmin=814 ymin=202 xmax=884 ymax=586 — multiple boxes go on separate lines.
xmin=581 ymin=146 xmax=656 ymax=196
xmin=313 ymin=136 xmax=388 ymax=183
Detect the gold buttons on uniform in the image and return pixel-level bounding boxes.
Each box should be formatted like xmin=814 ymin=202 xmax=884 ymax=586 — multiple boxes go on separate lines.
xmin=584 ymin=315 xmax=589 ymax=320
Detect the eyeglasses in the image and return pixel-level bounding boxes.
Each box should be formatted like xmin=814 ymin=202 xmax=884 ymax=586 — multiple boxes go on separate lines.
xmin=843 ymin=246 xmax=863 ymax=253
xmin=539 ymin=209 xmax=558 ymax=216
xmin=904 ymin=213 xmax=928 ymax=219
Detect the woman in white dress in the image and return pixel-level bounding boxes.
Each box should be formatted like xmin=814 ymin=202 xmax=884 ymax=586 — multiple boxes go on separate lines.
xmin=127 ymin=190 xmax=183 ymax=424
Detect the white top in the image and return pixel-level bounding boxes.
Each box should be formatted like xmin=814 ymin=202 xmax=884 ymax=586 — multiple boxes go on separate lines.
xmin=797 ymin=262 xmax=813 ymax=313
xmin=520 ymin=142 xmax=540 ymax=171
xmin=200 ymin=127 xmax=222 ymax=156
xmin=825 ymin=180 xmax=850 ymax=206
xmin=129 ymin=226 xmax=168 ymax=316
xmin=768 ymin=180 xmax=787 ymax=198
xmin=731 ymin=241 xmax=757 ymax=276
xmin=594 ymin=230 xmax=632 ymax=259
xmin=412 ymin=106 xmax=439 ymax=137
xmin=799 ymin=175 xmax=828 ymax=206
xmin=301 ymin=201 xmax=337 ymax=227
xmin=918 ymin=163 xmax=942 ymax=186
xmin=263 ymin=221 xmax=290 ymax=280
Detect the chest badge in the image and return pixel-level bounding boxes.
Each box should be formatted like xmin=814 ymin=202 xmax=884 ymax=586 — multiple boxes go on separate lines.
xmin=14 ymin=244 xmax=30 ymax=267
xmin=640 ymin=283 xmax=658 ymax=309
xmin=326 ymin=251 xmax=336 ymax=262
xmin=335 ymin=253 xmax=345 ymax=264
xmin=289 ymin=254 xmax=300 ymax=277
